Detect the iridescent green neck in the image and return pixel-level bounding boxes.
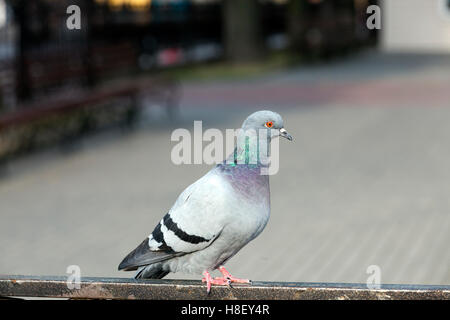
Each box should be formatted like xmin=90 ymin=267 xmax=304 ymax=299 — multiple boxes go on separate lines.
xmin=225 ymin=132 xmax=270 ymax=167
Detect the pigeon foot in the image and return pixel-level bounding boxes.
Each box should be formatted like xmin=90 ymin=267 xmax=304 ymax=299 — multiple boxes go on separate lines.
xmin=202 ymin=271 xmax=230 ymax=294
xmin=202 ymin=267 xmax=252 ymax=293
xmin=217 ymin=266 xmax=252 ymax=284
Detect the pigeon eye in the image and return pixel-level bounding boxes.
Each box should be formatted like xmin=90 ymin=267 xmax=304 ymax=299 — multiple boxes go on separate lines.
xmin=265 ymin=121 xmax=274 ymax=128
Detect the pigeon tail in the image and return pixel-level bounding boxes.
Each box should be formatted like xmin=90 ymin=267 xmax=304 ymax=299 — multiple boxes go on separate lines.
xmin=135 ymin=265 xmax=170 ymax=279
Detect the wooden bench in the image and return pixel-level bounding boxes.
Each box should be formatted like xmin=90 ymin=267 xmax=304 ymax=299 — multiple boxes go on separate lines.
xmin=0 ymin=42 xmax=180 ymax=160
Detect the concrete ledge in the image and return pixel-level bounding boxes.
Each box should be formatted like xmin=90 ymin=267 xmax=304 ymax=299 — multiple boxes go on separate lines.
xmin=0 ymin=275 xmax=449 ymax=300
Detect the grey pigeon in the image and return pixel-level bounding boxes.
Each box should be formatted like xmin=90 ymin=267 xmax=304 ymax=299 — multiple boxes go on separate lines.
xmin=118 ymin=110 xmax=293 ymax=292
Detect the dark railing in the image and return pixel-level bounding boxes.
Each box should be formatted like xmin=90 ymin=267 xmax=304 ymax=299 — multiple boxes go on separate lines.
xmin=0 ymin=275 xmax=449 ymax=300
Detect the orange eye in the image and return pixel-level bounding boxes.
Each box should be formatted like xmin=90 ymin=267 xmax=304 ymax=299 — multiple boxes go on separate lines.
xmin=265 ymin=121 xmax=274 ymax=128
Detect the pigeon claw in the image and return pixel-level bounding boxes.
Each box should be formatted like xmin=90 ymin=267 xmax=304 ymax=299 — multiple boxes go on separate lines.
xmin=202 ymin=267 xmax=252 ymax=294
xmin=218 ymin=266 xmax=252 ymax=284
xmin=202 ymin=271 xmax=229 ymax=294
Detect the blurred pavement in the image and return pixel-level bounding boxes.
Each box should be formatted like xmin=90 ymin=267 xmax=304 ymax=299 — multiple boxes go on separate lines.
xmin=1 ymin=51 xmax=449 ymax=285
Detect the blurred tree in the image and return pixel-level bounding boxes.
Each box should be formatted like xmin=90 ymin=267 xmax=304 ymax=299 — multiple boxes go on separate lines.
xmin=288 ymin=0 xmax=360 ymax=59
xmin=222 ymin=0 xmax=264 ymax=62
xmin=84 ymin=0 xmax=97 ymax=88
xmin=287 ymin=0 xmax=307 ymax=55
xmin=12 ymin=0 xmax=50 ymax=100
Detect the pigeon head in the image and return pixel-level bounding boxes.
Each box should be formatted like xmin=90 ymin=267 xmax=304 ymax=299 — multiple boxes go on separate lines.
xmin=241 ymin=110 xmax=293 ymax=141
xmin=229 ymin=110 xmax=293 ymax=167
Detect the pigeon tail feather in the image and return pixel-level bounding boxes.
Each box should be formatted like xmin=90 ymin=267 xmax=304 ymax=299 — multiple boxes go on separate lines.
xmin=135 ymin=266 xmax=170 ymax=279
xmin=118 ymin=238 xmax=182 ymax=271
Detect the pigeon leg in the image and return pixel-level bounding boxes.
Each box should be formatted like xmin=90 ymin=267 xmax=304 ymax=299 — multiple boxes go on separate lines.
xmin=202 ymin=270 xmax=229 ymax=293
xmin=216 ymin=266 xmax=252 ymax=284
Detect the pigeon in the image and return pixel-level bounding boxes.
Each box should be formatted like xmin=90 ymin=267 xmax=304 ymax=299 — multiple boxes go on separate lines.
xmin=118 ymin=110 xmax=293 ymax=293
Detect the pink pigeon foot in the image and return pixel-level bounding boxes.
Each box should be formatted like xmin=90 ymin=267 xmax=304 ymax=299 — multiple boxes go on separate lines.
xmin=201 ymin=267 xmax=252 ymax=293
xmin=202 ymin=270 xmax=229 ymax=294
xmin=217 ymin=266 xmax=252 ymax=284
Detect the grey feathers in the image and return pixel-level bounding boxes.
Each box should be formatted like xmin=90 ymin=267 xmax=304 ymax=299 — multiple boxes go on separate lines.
xmin=118 ymin=170 xmax=226 ymax=272
xmin=241 ymin=110 xmax=284 ymax=130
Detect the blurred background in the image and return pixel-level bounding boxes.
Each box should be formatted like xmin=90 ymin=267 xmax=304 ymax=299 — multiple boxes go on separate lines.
xmin=0 ymin=0 xmax=449 ymax=285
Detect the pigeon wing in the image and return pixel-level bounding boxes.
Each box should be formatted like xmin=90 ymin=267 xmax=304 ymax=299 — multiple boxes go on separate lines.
xmin=118 ymin=170 xmax=229 ymax=271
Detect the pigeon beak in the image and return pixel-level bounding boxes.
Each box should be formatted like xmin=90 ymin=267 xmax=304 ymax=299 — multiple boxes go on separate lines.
xmin=279 ymin=128 xmax=293 ymax=141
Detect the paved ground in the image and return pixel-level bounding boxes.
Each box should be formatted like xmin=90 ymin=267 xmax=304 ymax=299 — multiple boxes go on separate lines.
xmin=1 ymin=51 xmax=449 ymax=285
